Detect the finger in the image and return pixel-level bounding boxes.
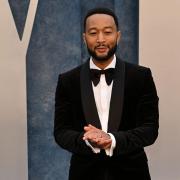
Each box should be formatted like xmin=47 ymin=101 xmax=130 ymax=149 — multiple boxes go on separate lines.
xmin=84 ymin=132 xmax=107 ymax=142
xmin=96 ymin=139 xmax=112 ymax=149
xmin=88 ymin=138 xmax=112 ymax=149
xmin=83 ymin=131 xmax=99 ymax=140
xmin=84 ymin=127 xmax=89 ymax=132
xmin=99 ymin=132 xmax=111 ymax=139
xmin=84 ymin=124 xmax=97 ymax=132
xmin=89 ymin=138 xmax=99 ymax=144
xmin=84 ymin=126 xmax=92 ymax=131
xmin=88 ymin=124 xmax=98 ymax=129
xmin=84 ymin=129 xmax=102 ymax=137
xmin=84 ymin=130 xmax=98 ymax=136
xmin=95 ymin=137 xmax=112 ymax=145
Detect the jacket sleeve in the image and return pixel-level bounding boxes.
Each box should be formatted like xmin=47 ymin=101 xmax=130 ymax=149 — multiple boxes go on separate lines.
xmin=112 ymin=68 xmax=159 ymax=156
xmin=54 ymin=74 xmax=92 ymax=155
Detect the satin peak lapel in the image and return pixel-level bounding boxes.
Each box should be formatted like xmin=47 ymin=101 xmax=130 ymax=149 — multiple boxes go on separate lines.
xmin=80 ymin=60 xmax=102 ymax=129
xmin=108 ymin=58 xmax=125 ymax=132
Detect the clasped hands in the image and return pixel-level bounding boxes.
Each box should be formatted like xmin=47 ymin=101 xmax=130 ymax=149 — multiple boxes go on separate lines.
xmin=83 ymin=124 xmax=112 ymax=149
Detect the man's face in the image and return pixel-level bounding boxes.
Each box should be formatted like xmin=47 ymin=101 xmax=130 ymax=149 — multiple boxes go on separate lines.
xmin=83 ymin=14 xmax=121 ymax=62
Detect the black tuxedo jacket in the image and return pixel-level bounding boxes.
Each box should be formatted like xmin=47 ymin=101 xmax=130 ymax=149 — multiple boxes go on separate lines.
xmin=54 ymin=58 xmax=159 ymax=180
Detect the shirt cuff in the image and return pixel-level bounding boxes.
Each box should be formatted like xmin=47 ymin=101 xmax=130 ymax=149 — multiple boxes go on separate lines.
xmin=85 ymin=140 xmax=100 ymax=154
xmin=105 ymin=133 xmax=116 ymax=157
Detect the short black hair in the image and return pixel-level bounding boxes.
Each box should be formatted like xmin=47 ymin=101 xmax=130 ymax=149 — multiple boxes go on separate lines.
xmin=83 ymin=7 xmax=119 ymax=32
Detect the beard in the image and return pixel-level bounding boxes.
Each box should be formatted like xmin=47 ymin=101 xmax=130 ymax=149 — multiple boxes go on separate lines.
xmin=87 ymin=44 xmax=117 ymax=62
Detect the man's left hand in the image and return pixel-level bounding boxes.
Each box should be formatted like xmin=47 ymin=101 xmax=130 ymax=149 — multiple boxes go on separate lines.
xmin=83 ymin=124 xmax=112 ymax=149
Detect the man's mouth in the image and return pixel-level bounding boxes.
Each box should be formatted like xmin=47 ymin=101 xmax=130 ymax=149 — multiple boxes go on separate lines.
xmin=95 ymin=46 xmax=108 ymax=53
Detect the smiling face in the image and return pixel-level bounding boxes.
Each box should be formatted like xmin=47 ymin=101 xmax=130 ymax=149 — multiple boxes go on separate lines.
xmin=83 ymin=13 xmax=121 ymax=65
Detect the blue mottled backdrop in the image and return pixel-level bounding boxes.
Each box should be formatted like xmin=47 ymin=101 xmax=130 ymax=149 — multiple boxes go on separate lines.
xmin=9 ymin=0 xmax=139 ymax=179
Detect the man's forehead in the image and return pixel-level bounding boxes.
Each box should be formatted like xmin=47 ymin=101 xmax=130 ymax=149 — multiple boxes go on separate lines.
xmin=86 ymin=14 xmax=115 ymax=26
xmin=86 ymin=13 xmax=114 ymax=21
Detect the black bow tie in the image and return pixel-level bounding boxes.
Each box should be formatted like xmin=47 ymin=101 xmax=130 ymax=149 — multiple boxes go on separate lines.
xmin=90 ymin=68 xmax=115 ymax=86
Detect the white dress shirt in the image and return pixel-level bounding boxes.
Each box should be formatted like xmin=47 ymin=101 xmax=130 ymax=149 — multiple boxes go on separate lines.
xmin=85 ymin=55 xmax=117 ymax=157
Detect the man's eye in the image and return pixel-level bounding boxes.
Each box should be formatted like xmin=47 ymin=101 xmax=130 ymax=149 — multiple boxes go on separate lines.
xmin=89 ymin=32 xmax=97 ymax=35
xmin=104 ymin=31 xmax=112 ymax=34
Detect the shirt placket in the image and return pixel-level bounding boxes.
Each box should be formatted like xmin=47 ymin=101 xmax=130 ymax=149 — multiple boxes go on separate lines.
xmin=100 ymin=74 xmax=108 ymax=132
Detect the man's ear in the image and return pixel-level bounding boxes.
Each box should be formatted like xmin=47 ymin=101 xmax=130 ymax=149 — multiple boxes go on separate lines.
xmin=83 ymin=33 xmax=86 ymax=45
xmin=117 ymin=31 xmax=121 ymax=45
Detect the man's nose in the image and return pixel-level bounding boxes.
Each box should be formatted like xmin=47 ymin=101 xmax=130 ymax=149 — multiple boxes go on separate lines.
xmin=96 ymin=32 xmax=105 ymax=43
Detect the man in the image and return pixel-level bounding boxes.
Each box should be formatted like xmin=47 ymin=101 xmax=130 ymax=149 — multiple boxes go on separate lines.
xmin=54 ymin=8 xmax=159 ymax=180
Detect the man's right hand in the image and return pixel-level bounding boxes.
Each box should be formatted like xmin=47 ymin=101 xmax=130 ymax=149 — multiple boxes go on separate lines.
xmin=83 ymin=124 xmax=112 ymax=149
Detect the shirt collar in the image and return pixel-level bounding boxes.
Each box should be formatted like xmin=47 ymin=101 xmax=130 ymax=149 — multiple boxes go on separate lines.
xmin=90 ymin=55 xmax=116 ymax=70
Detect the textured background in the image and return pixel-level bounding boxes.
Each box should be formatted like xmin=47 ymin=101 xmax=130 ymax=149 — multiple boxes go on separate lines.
xmin=9 ymin=0 xmax=139 ymax=179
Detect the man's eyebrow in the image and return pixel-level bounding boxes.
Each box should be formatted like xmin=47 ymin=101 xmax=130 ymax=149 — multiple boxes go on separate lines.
xmin=104 ymin=26 xmax=113 ymax=29
xmin=88 ymin=26 xmax=113 ymax=31
xmin=88 ymin=27 xmax=97 ymax=31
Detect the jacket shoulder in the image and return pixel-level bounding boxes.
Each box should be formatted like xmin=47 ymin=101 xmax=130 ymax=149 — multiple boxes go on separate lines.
xmin=124 ymin=61 xmax=150 ymax=72
xmin=124 ymin=61 xmax=152 ymax=77
xmin=60 ymin=65 xmax=81 ymax=78
xmin=57 ymin=63 xmax=85 ymax=86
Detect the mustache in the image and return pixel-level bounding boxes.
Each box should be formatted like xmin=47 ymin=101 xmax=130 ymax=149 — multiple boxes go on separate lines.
xmin=95 ymin=44 xmax=109 ymax=48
